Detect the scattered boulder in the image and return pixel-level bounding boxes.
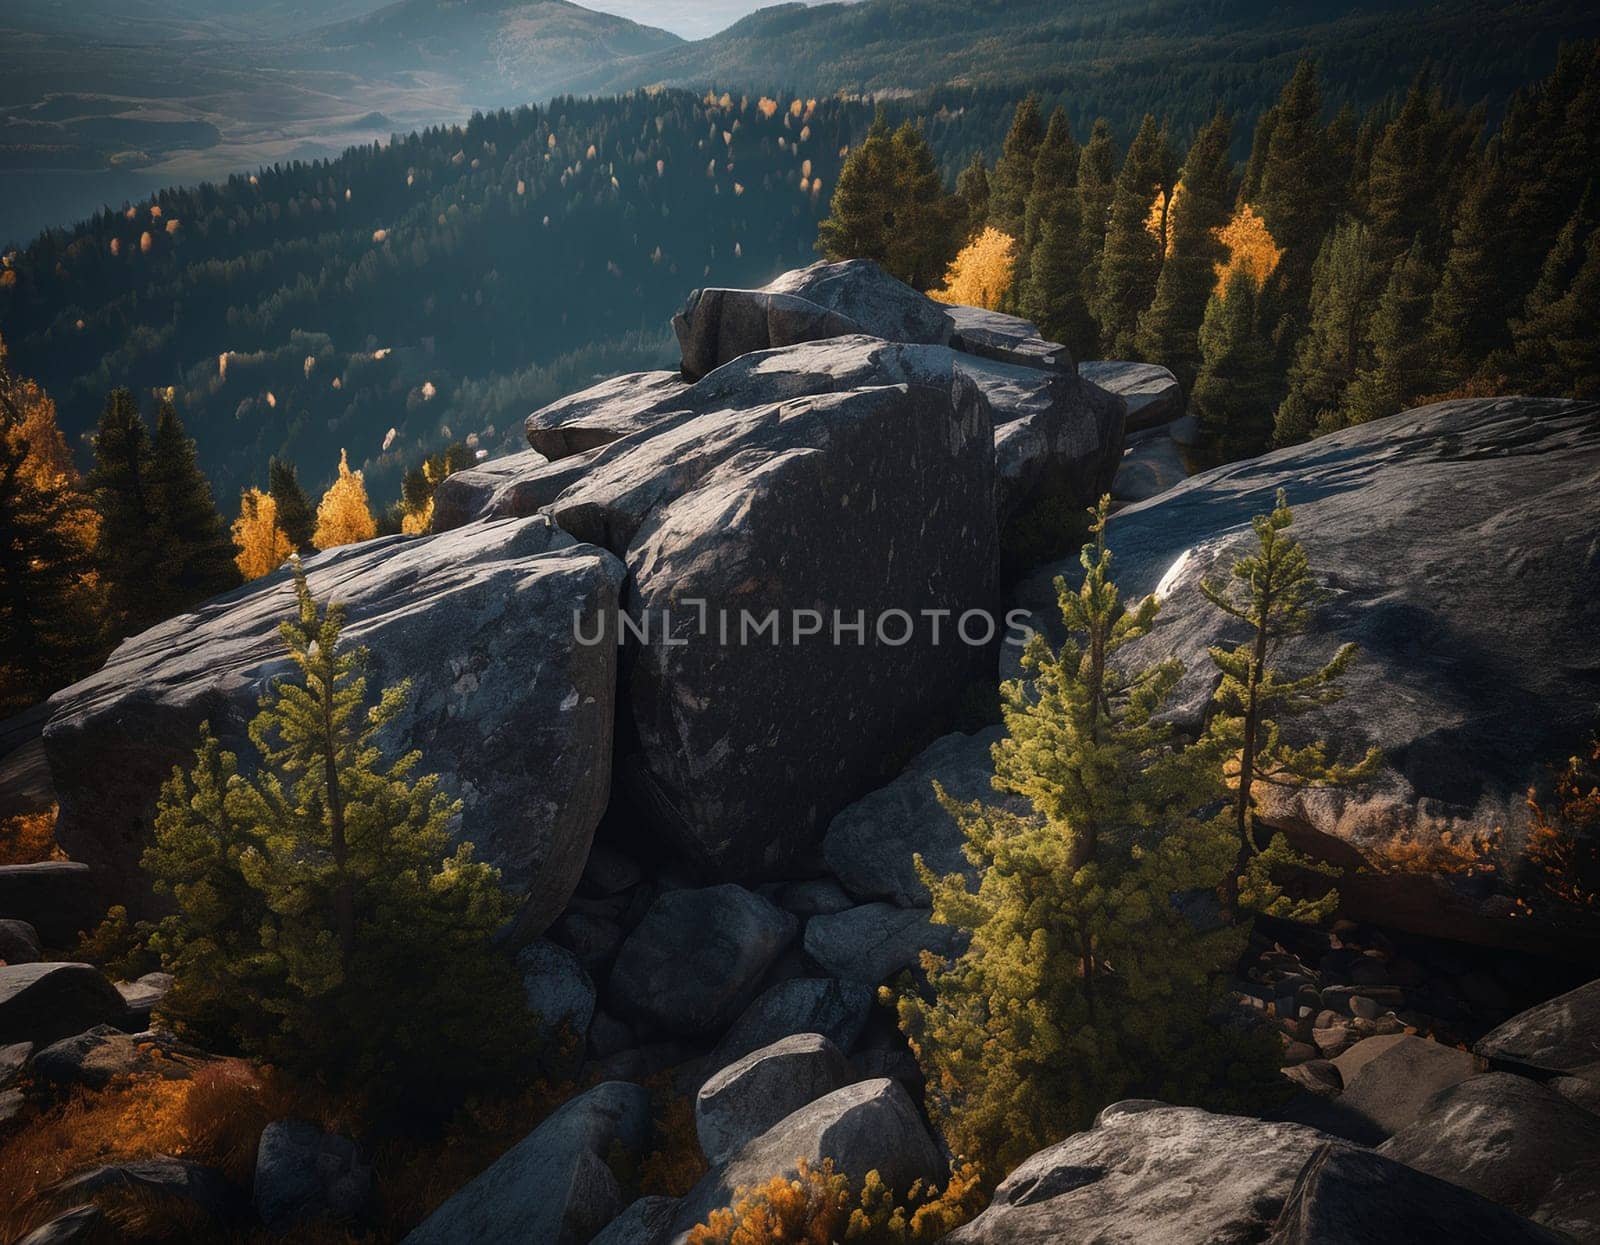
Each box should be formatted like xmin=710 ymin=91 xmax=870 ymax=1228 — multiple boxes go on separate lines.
xmin=517 ymin=940 xmax=597 ymax=1040
xmin=1078 ymin=362 xmax=1182 ymax=431
xmin=549 ymin=911 xmax=626 ymax=975
xmin=116 ymin=971 xmax=173 ymax=1028
xmin=1282 ymin=1059 xmax=1342 ymax=1096
xmin=945 ymin=1100 xmax=1342 ymax=1244
xmin=1332 ymin=1035 xmax=1477 ymax=1140
xmin=526 ymin=371 xmax=689 ymax=460
xmin=695 ymin=1033 xmax=852 ymax=1164
xmin=1015 ymin=397 xmax=1600 ymax=952
xmin=709 ymin=977 xmax=876 ymax=1068
xmin=30 ymin=1024 xmax=196 ymax=1090
xmin=253 ymin=1119 xmax=371 ymax=1234
xmin=401 ymin=1081 xmax=652 ymax=1245
xmin=53 ymin=1156 xmax=237 ymax=1223
xmin=1112 ymin=424 xmax=1191 ymax=503
xmin=0 ymin=962 xmax=127 ymax=1046
xmin=0 ymin=917 xmax=42 ymax=964
xmin=666 ymin=1078 xmax=944 ymax=1240
xmin=1379 ymin=1071 xmax=1600 ymax=1239
xmin=1268 ymin=1142 xmax=1568 ymax=1244
xmin=1475 ymin=977 xmax=1600 ymax=1087
xmin=775 ymin=878 xmax=856 ymax=917
xmin=1 ymin=1039 xmax=30 ymax=1089
xmin=43 ymin=516 xmax=624 ymax=942
xmin=823 ymin=728 xmax=1011 ymax=907
xmin=0 ymin=862 xmax=103 ymax=947
xmin=608 ymin=886 xmax=796 ymax=1037
xmin=804 ymin=904 xmax=959 ymax=984
xmin=12 ymin=1206 xmax=106 ymax=1245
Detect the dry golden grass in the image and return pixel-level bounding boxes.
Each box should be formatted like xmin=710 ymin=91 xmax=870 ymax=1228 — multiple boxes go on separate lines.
xmin=0 ymin=806 xmax=63 ymax=867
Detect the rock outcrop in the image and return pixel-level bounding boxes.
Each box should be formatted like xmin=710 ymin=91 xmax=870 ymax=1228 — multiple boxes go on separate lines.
xmin=1475 ymin=977 xmax=1600 ymax=1087
xmin=694 ymin=1033 xmax=852 ymax=1164
xmin=1016 ymin=397 xmax=1600 ymax=951
xmin=946 ymin=1101 xmax=1342 ymax=1244
xmin=0 ymin=962 xmax=128 ymax=1046
xmin=43 ymin=516 xmax=623 ymax=941
xmin=253 ymin=1119 xmax=371 ymax=1233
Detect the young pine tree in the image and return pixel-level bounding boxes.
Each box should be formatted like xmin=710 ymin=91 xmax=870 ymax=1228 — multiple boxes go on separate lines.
xmin=268 ymin=457 xmax=316 ymax=553
xmin=988 ymin=94 xmax=1045 ymax=239
xmin=1201 ymin=491 xmax=1380 ymax=921
xmin=1136 ymin=111 xmax=1235 ymax=391
xmin=1191 ymin=268 xmax=1279 ymax=463
xmin=1093 ymin=114 xmax=1173 ymax=359
xmin=0 ymin=340 xmax=104 ymax=712
xmin=146 ymin=563 xmax=537 ymax=1109
xmin=147 ymin=399 xmax=240 ymax=612
xmin=899 ymin=500 xmax=1268 ymax=1177
xmin=313 ymin=449 xmax=378 ymax=550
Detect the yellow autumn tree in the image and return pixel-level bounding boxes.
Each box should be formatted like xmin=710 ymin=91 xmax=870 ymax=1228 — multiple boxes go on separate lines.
xmin=312 ymin=449 xmax=377 ymax=550
xmin=231 ymin=488 xmax=291 ymax=580
xmin=928 ymin=226 xmax=1016 ymax=310
xmin=1213 ymin=204 xmax=1282 ymax=296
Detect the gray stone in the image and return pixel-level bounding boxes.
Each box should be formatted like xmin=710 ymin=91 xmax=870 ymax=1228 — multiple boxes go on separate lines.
xmin=1282 ymin=1059 xmax=1342 ymax=1096
xmin=527 ymin=371 xmax=690 ymax=460
xmin=0 ymin=1085 xmax=23 ymax=1126
xmin=517 ymin=940 xmax=597 ymax=1039
xmin=402 ymin=1081 xmax=653 ymax=1245
xmin=776 ymin=878 xmax=856 ymax=917
xmin=1476 ymin=977 xmax=1600 ymax=1087
xmin=1112 ymin=427 xmax=1191 ymax=503
xmin=0 ymin=1039 xmax=31 ymax=1089
xmin=1268 ymin=1143 xmax=1568 ymax=1244
xmin=609 ymin=886 xmax=797 ymax=1037
xmin=0 ymin=917 xmax=42 ymax=964
xmin=0 ymin=962 xmax=127 ymax=1046
xmin=12 ymin=1205 xmax=106 ymax=1245
xmin=946 ymin=1101 xmax=1342 ymax=1244
xmin=549 ymin=911 xmax=625 ymax=974
xmin=696 ymin=1033 xmax=852 ymax=1164
xmin=665 ymin=1078 xmax=944 ymax=1242
xmin=1379 ymin=1072 xmax=1600 ymax=1239
xmin=31 ymin=1024 xmax=196 ymax=1090
xmin=824 ymin=728 xmax=1014 ymax=907
xmin=0 ymin=862 xmax=103 ymax=947
xmin=710 ymin=978 xmax=876 ymax=1067
xmin=592 ymin=1195 xmax=678 ymax=1245
xmin=1079 ymin=362 xmax=1183 ymax=431
xmin=44 ymin=516 xmax=623 ymax=943
xmin=116 ymin=971 xmax=173 ymax=1028
xmin=254 ymin=1118 xmax=371 ymax=1232
xmin=1015 ymin=396 xmax=1600 ymax=952
xmin=804 ymin=904 xmax=960 ymax=984
xmin=54 ymin=1156 xmax=237 ymax=1222
xmin=1332 ymin=1035 xmax=1476 ymax=1140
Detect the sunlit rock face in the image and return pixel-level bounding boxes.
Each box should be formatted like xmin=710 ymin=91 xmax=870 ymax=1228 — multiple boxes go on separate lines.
xmin=1016 ymin=396 xmax=1600 ymax=953
xmin=44 ymin=516 xmax=623 ymax=942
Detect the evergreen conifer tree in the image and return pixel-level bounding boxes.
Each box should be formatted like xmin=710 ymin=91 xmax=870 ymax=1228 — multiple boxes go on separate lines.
xmin=1342 ymin=243 xmax=1440 ymax=424
xmin=990 ymin=94 xmax=1045 ymax=238
xmin=1136 ymin=111 xmax=1235 ymax=390
xmin=1093 ymin=114 xmax=1173 ymax=358
xmin=146 ymin=564 xmax=537 ymax=1108
xmin=1274 ymin=218 xmax=1380 ymax=444
xmin=1191 ymin=269 xmax=1278 ymax=461
xmin=1075 ymin=118 xmax=1119 ymax=333
xmin=955 ymin=151 xmax=991 ymax=241
xmin=1200 ymin=491 xmax=1380 ymax=920
xmin=898 ymin=500 xmax=1267 ymax=1176
xmin=268 ymin=457 xmax=316 ymax=553
xmin=87 ymin=387 xmax=158 ymax=631
xmin=1254 ymin=60 xmax=1339 ymax=300
xmin=1426 ymin=160 xmax=1517 ymax=390
xmin=147 ymin=399 xmax=240 ymax=611
xmin=1512 ymin=204 xmax=1600 ymax=399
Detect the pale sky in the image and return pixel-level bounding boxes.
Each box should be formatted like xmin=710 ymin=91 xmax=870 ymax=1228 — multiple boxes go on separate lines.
xmin=584 ymin=1 xmax=810 ymax=41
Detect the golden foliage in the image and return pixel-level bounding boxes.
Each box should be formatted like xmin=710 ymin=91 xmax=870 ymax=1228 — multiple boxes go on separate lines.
xmin=1213 ymin=204 xmax=1283 ymax=296
xmin=1148 ymin=182 xmax=1181 ymax=256
xmin=312 ymin=448 xmax=377 ymax=550
xmin=686 ymin=1159 xmax=985 ymax=1245
xmin=231 ymin=487 xmax=292 ymax=580
xmin=1527 ymin=733 xmax=1600 ymax=909
xmin=928 ymin=227 xmax=1017 ymax=310
xmin=0 ymin=807 xmax=61 ymax=867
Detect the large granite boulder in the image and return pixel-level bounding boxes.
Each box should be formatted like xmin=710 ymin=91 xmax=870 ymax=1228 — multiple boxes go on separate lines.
xmin=526 ymin=371 xmax=689 ymax=461
xmin=946 ymin=1100 xmax=1342 ymax=1244
xmin=1268 ymin=1143 xmax=1567 ymax=1244
xmin=1016 ymin=397 xmax=1600 ymax=952
xmin=0 ymin=862 xmax=104 ymax=947
xmin=43 ymin=516 xmax=623 ymax=941
xmin=1475 ymin=977 xmax=1600 ymax=1087
xmin=517 ymin=940 xmax=597 ymax=1040
xmin=695 ymin=1033 xmax=853 ymax=1164
xmin=402 ymin=1081 xmax=653 ymax=1245
xmin=253 ymin=1119 xmax=370 ymax=1233
xmin=31 ymin=1024 xmax=197 ymax=1089
xmin=665 ymin=1077 xmax=945 ymax=1241
xmin=1379 ymin=1072 xmax=1600 ymax=1239
xmin=1323 ymin=1034 xmax=1476 ymax=1141
xmin=608 ymin=885 xmax=797 ymax=1037
xmin=708 ymin=977 xmax=876 ymax=1068
xmin=824 ymin=727 xmax=1011 ymax=907
xmin=0 ymin=962 xmax=127 ymax=1046
xmin=804 ymin=903 xmax=960 ymax=984
xmin=1079 ymin=362 xmax=1183 ymax=431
